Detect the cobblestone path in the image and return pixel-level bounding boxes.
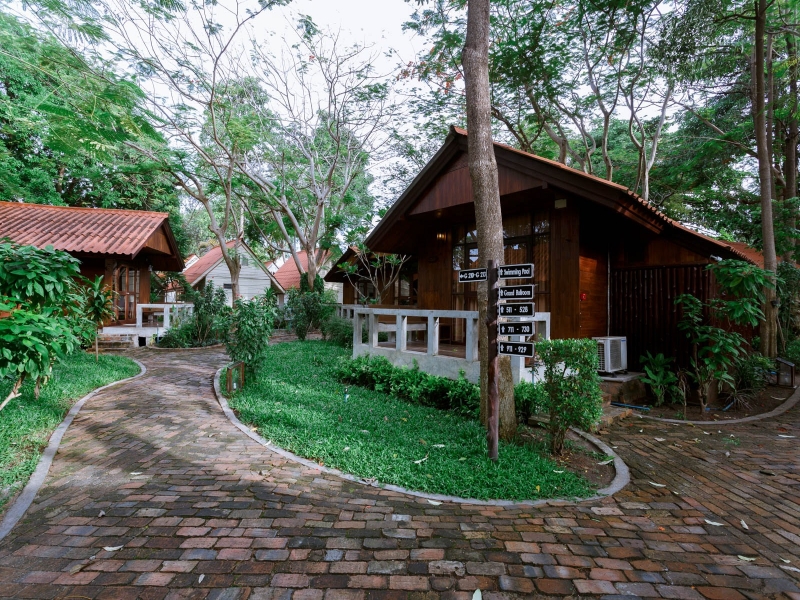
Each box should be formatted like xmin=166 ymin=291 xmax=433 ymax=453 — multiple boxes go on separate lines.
xmin=0 ymin=347 xmax=799 ymax=599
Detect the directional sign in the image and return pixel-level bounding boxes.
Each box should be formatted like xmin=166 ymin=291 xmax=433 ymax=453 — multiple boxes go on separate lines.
xmin=457 ymin=268 xmax=488 ymax=283
xmin=498 ymin=263 xmax=533 ymax=279
xmin=498 ymin=341 xmax=534 ymax=357
xmin=499 ymin=322 xmax=534 ymax=336
xmin=498 ymin=302 xmax=535 ymax=317
xmin=498 ymin=284 xmax=534 ymax=300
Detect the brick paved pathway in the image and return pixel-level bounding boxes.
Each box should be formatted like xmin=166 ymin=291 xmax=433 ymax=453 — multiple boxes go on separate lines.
xmin=0 ymin=348 xmax=799 ymax=599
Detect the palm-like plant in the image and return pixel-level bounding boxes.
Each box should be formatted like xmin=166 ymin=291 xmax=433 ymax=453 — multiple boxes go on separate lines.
xmin=82 ymin=276 xmax=116 ymax=361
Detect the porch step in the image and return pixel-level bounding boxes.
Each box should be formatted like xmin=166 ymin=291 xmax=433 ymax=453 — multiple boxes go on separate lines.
xmin=95 ymin=334 xmax=137 ymax=351
xmin=599 ymin=373 xmax=646 ymax=407
xmin=594 ymin=405 xmax=633 ymax=431
xmin=527 ymin=403 xmax=633 ymax=433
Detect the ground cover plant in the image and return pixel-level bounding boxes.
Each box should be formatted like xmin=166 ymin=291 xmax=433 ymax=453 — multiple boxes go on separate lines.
xmin=227 ymin=341 xmax=595 ymax=501
xmin=0 ymin=351 xmax=139 ymax=511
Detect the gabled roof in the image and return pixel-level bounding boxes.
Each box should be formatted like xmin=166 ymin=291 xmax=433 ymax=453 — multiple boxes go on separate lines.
xmin=0 ymin=201 xmax=184 ymax=270
xmin=183 ymin=241 xmax=236 ymax=285
xmin=183 ymin=240 xmax=285 ymax=294
xmin=365 ymin=127 xmax=751 ymax=264
xmin=274 ymin=249 xmax=332 ymax=290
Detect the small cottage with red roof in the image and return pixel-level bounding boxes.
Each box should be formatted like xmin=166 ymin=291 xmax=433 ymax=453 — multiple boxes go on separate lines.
xmin=181 ymin=240 xmax=284 ymax=303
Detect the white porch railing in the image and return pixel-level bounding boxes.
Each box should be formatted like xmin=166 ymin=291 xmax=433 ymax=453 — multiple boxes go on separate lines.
xmin=135 ymin=303 xmax=194 ymax=330
xmin=341 ymin=305 xmax=550 ymax=384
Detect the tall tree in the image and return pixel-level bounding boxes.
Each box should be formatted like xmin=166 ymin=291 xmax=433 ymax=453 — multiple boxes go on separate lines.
xmin=233 ymin=22 xmax=395 ymax=286
xmin=462 ymin=0 xmax=516 ymax=452
xmin=0 ymin=11 xmax=188 ymax=252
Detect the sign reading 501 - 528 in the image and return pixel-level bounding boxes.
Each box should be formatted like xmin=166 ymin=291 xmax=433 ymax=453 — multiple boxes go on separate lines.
xmin=498 ymin=302 xmax=534 ymax=316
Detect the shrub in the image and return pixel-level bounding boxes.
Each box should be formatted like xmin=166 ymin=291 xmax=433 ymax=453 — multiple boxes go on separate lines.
xmin=0 ymin=242 xmax=90 ymax=410
xmin=157 ymin=282 xmax=231 ymax=348
xmin=335 ymin=354 xmax=479 ymax=417
xmin=783 ymin=338 xmax=800 ymax=365
xmin=189 ymin=283 xmax=231 ymax=345
xmin=639 ymin=352 xmax=678 ymax=406
xmin=730 ymin=353 xmax=773 ymax=407
xmin=321 ymin=315 xmax=354 ymax=348
xmin=515 ymin=380 xmax=547 ymax=423
xmin=226 ymin=292 xmax=277 ymax=373
xmin=156 ymin=320 xmax=194 ymax=348
xmin=676 ymin=261 xmax=772 ymax=412
xmin=536 ymin=339 xmax=603 ymax=455
xmin=285 ymin=276 xmax=337 ymax=340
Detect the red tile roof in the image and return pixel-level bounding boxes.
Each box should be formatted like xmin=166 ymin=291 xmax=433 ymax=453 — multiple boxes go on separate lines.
xmin=0 ymin=201 xmax=181 ymax=267
xmin=273 ymin=250 xmax=331 ymax=290
xmin=723 ymin=241 xmax=798 ymax=269
xmin=183 ymin=241 xmax=235 ymax=285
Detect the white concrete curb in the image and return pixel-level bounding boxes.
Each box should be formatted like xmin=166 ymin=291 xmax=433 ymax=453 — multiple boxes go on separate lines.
xmin=0 ymin=358 xmax=147 ymax=543
xmin=213 ymin=366 xmax=630 ymax=508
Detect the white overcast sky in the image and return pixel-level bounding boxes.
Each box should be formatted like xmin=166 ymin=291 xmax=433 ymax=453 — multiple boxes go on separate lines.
xmin=268 ymin=0 xmax=423 ymax=75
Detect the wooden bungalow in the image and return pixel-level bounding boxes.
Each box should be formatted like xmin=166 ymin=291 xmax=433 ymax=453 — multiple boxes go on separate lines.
xmin=326 ymin=127 xmax=752 ymax=377
xmin=0 ymin=201 xmax=184 ymax=326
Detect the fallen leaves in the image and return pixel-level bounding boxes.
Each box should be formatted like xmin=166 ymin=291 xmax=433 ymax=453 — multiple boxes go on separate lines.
xmin=103 ymin=545 xmax=124 ymax=552
xmin=704 ymin=519 xmax=724 ymax=526
xmin=740 ymin=519 xmax=749 ymax=530
xmin=427 ymin=499 xmax=442 ymax=506
xmin=737 ymin=555 xmax=757 ymax=561
xmin=649 ymin=482 xmax=666 ymax=488
xmin=413 ymin=455 xmax=428 ymax=465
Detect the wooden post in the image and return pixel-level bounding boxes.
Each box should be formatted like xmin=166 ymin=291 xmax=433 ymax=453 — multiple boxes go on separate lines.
xmin=487 ymin=259 xmax=499 ymax=462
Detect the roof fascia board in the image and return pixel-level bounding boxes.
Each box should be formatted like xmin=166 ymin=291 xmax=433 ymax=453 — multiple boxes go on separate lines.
xmin=494 ymin=148 xmax=664 ymax=234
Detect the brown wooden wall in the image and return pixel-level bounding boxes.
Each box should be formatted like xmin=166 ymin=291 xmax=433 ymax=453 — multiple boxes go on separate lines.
xmin=550 ymin=202 xmax=580 ymax=338
xmin=417 ymin=233 xmax=452 ymax=310
xmin=579 ymin=253 xmax=608 ymax=338
xmin=343 ymin=281 xmax=355 ymax=304
xmin=610 ymin=264 xmax=714 ymax=369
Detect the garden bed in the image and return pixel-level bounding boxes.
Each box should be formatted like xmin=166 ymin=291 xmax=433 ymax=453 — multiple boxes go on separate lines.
xmin=0 ymin=352 xmax=140 ymax=512
xmin=640 ymin=384 xmax=794 ymax=422
xmin=226 ymin=340 xmax=605 ymax=501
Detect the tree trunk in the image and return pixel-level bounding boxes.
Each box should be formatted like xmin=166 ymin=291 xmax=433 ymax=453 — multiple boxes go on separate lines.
xmin=95 ymin=332 xmax=99 ymax=362
xmin=753 ymin=0 xmax=778 ymax=358
xmin=463 ymin=0 xmax=516 ymax=443
xmin=785 ymin=33 xmax=799 ymax=262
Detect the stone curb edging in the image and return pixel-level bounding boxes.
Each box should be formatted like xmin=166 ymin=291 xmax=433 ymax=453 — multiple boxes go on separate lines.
xmin=146 ymin=343 xmax=226 ymax=351
xmin=0 ymin=358 xmax=148 ymax=544
xmin=212 ymin=366 xmax=630 ymax=508
xmin=639 ymin=384 xmax=800 ymax=425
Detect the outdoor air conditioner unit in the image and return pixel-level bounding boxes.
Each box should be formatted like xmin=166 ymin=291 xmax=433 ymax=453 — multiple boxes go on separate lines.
xmin=593 ymin=336 xmax=628 ymax=373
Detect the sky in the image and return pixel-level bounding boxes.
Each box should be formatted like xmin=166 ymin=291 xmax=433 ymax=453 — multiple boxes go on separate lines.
xmin=267 ymin=0 xmax=423 ymax=76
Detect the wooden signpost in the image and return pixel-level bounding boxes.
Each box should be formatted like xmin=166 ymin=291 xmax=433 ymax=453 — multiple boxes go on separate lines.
xmin=457 ymin=261 xmax=535 ymax=462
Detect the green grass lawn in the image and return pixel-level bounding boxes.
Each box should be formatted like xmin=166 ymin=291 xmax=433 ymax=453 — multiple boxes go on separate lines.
xmin=228 ymin=341 xmax=596 ymax=501
xmin=0 ymin=352 xmax=140 ymax=510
